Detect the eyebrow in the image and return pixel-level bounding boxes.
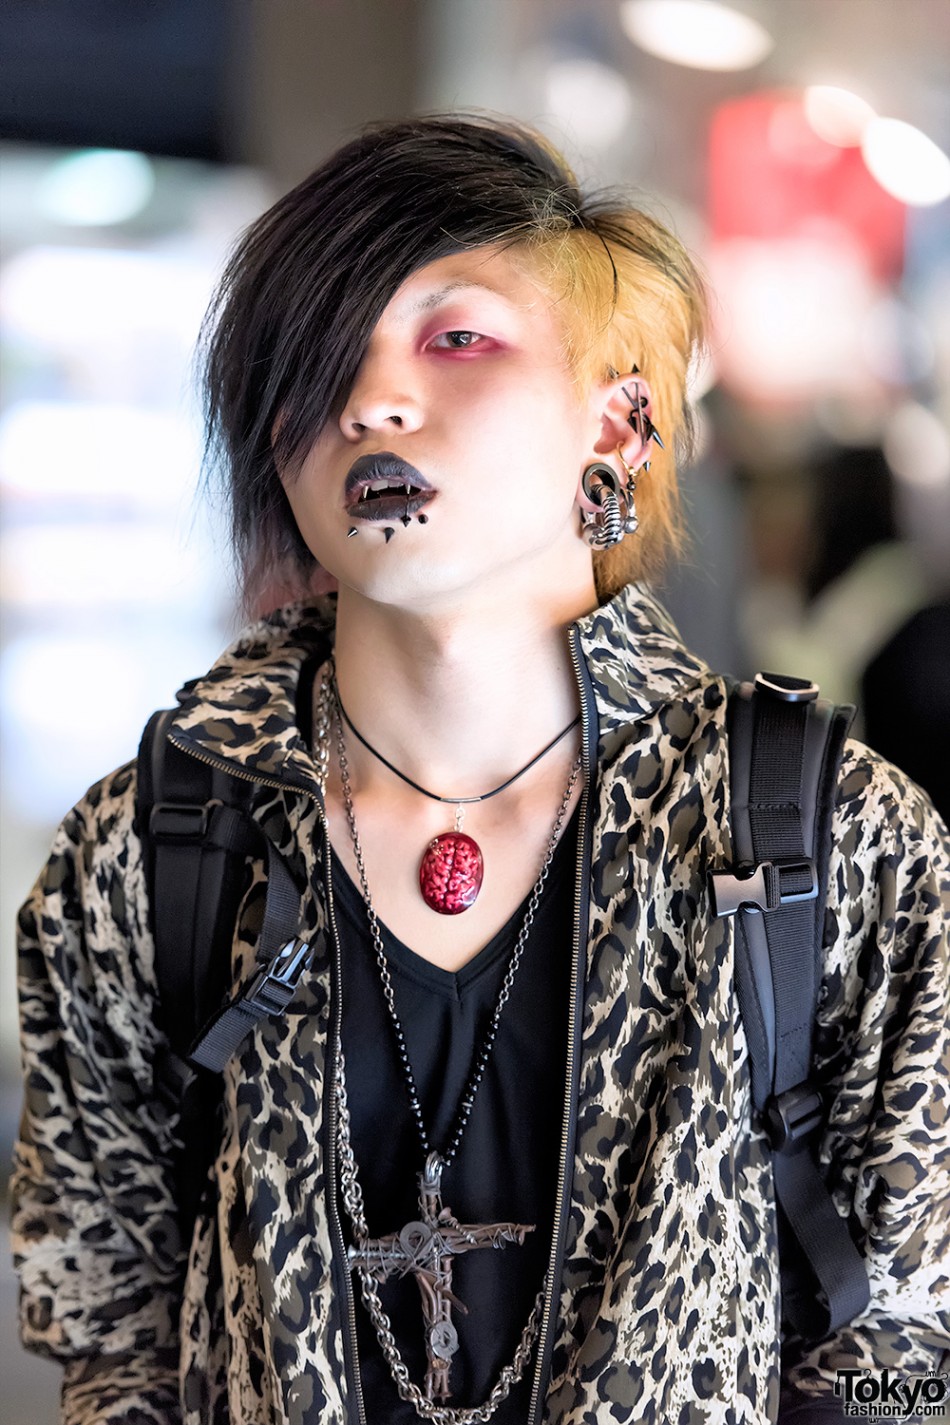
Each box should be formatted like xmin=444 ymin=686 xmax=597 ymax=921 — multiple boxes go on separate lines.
xmin=401 ymin=279 xmax=507 ymax=319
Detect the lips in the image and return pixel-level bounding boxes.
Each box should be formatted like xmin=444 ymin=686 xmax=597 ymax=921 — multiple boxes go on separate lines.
xmin=344 ymin=452 xmax=436 ymax=523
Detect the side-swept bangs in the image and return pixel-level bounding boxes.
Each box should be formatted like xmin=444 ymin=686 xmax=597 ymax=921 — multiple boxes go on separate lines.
xmin=200 ymin=114 xmax=705 ymax=611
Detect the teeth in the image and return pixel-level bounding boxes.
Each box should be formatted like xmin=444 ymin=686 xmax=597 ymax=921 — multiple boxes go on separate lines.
xmin=356 ymin=479 xmax=419 ymax=501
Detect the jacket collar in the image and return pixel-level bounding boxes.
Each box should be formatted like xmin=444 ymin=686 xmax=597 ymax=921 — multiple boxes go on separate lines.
xmin=575 ymin=581 xmax=710 ymax=733
xmin=168 ymin=598 xmax=336 ymax=795
xmin=168 ymin=583 xmax=711 ymax=789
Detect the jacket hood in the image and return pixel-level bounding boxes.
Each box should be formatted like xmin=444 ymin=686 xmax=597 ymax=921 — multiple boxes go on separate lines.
xmin=167 ymin=582 xmax=712 ymax=791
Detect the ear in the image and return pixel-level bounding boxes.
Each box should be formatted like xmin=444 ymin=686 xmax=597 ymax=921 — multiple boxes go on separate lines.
xmin=589 ymin=372 xmax=658 ymax=472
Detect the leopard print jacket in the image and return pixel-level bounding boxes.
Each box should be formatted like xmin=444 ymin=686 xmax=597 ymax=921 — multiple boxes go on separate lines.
xmin=12 ymin=584 xmax=950 ymax=1424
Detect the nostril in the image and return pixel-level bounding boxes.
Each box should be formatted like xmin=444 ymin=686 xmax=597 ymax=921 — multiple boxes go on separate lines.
xmin=389 ymin=415 xmax=403 ymax=427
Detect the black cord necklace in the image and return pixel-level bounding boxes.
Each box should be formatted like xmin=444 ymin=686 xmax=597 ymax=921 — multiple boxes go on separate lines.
xmin=334 ymin=683 xmax=580 ymax=916
xmin=335 ymin=692 xmax=580 ymax=804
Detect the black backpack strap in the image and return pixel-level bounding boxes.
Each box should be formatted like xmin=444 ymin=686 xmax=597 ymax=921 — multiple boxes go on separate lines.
xmin=709 ymin=672 xmax=870 ymax=1340
xmin=137 ymin=710 xmax=315 ymax=1231
xmin=140 ymin=711 xmax=259 ymax=1045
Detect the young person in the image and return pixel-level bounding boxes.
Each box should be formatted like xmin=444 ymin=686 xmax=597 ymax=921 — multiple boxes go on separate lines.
xmin=12 ymin=115 xmax=949 ymax=1425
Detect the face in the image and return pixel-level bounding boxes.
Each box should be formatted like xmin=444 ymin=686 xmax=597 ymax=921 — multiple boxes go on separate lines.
xmin=281 ymin=245 xmax=608 ymax=615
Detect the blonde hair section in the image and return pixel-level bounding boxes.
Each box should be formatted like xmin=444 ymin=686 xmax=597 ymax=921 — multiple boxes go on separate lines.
xmin=520 ymin=200 xmax=707 ymax=602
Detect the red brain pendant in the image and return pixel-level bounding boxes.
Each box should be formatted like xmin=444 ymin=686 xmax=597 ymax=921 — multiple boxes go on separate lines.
xmin=419 ymin=833 xmax=484 ymax=915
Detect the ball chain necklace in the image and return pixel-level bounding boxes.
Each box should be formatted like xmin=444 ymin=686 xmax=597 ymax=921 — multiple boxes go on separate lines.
xmin=314 ymin=665 xmax=581 ymax=1421
xmin=335 ymin=686 xmax=580 ymax=915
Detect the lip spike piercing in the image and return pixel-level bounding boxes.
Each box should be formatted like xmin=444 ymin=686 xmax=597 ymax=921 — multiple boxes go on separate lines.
xmin=383 ymin=528 xmax=395 ymax=542
xmin=347 ymin=527 xmax=359 ymax=538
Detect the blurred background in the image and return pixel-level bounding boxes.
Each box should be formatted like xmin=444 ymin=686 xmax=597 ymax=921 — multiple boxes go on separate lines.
xmin=1 ymin=1 xmax=948 ymax=1416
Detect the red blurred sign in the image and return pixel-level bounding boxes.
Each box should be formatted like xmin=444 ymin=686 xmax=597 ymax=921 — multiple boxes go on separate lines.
xmin=709 ymin=92 xmax=906 ymax=282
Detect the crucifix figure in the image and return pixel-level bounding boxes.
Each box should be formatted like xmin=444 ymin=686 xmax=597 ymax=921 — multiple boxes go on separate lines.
xmin=347 ymin=1151 xmax=535 ymax=1402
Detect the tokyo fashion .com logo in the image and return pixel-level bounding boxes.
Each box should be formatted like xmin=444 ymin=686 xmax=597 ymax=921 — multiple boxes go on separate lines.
xmin=835 ymin=1368 xmax=949 ymax=1420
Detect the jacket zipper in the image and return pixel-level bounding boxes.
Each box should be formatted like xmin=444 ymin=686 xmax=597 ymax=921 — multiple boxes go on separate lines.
xmin=169 ymin=635 xmax=597 ymax=1425
xmin=165 ymin=732 xmax=367 ymax=1425
xmin=526 ymin=627 xmax=596 ymax=1424
xmin=322 ymin=819 xmax=368 ymax=1425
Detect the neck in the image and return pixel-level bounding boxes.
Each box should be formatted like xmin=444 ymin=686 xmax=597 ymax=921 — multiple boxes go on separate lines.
xmin=331 ymin=577 xmax=598 ymax=797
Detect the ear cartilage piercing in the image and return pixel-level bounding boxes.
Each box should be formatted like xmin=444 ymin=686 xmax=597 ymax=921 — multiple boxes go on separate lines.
xmin=641 ymin=414 xmax=665 ymax=450
xmin=383 ymin=527 xmax=395 ymax=543
xmin=347 ymin=527 xmax=359 ymax=539
xmin=622 ymin=385 xmax=641 ymax=435
xmin=621 ymin=381 xmax=665 ymax=450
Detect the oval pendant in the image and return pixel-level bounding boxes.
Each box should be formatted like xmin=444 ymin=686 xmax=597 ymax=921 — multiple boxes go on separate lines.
xmin=419 ymin=833 xmax=484 ymax=915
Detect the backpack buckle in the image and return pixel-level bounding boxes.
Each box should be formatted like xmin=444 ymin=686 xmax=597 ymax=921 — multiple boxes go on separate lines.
xmin=241 ymin=937 xmax=313 ymax=1016
xmin=708 ymin=858 xmax=818 ymax=917
xmin=763 ymin=1082 xmax=824 ymax=1150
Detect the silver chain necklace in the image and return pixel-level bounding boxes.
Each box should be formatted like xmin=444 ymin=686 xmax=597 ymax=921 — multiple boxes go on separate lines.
xmin=314 ymin=664 xmax=581 ymax=1421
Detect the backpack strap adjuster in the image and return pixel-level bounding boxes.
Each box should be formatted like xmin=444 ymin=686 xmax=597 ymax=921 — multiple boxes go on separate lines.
xmin=763 ymin=1081 xmax=824 ymax=1150
xmin=753 ymin=671 xmax=820 ymax=703
xmin=708 ymin=857 xmax=818 ymax=917
xmin=150 ymin=801 xmax=213 ymax=843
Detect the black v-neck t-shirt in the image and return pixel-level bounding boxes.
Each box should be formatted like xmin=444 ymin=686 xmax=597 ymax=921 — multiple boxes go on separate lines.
xmin=331 ymin=807 xmax=578 ymax=1423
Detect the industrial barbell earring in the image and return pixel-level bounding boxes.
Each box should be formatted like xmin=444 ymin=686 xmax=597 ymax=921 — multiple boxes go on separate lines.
xmin=580 ymin=462 xmax=625 ymax=549
xmin=620 ymin=380 xmax=666 ymax=450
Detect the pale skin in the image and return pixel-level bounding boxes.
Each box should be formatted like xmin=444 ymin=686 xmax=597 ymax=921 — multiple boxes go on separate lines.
xmin=281 ymin=244 xmax=655 ymax=971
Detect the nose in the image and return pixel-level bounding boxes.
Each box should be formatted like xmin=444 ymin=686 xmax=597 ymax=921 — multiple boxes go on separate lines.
xmin=338 ymin=352 xmax=423 ymax=439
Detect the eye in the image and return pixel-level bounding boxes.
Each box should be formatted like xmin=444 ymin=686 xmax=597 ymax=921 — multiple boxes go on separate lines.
xmin=429 ymin=330 xmax=488 ymax=350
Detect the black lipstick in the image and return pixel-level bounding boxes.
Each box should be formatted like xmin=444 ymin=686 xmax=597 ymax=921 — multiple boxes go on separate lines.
xmin=343 ymin=452 xmax=436 ymax=525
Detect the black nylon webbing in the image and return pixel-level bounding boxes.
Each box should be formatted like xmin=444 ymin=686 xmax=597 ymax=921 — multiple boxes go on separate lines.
xmin=258 ymin=840 xmax=303 ymax=964
xmin=743 ymin=684 xmax=870 ymax=1340
xmin=748 ymin=696 xmax=815 ymax=1097
xmin=775 ymin=1146 xmax=871 ymax=1338
xmin=150 ymin=716 xmax=210 ymax=1049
